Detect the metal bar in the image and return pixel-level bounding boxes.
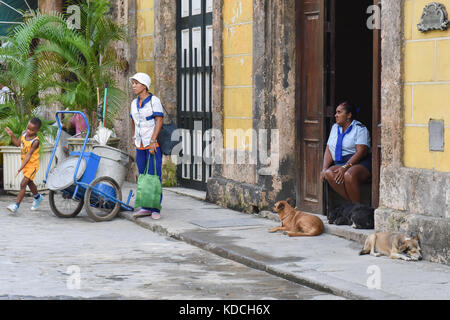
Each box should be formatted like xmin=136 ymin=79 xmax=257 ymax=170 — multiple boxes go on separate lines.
xmin=189 ymin=25 xmax=194 ymax=180
xmin=24 ymin=0 xmax=32 ymax=11
xmin=208 ymin=45 xmax=213 ymax=179
xmin=45 ymin=111 xmax=90 ymax=185
xmin=77 ymin=182 xmax=130 ymax=208
xmin=183 ymin=48 xmax=188 ymax=178
xmin=184 ymin=48 xmax=187 ymax=111
xmin=201 ymin=2 xmax=207 ymax=183
xmin=176 ymin=0 xmax=182 ymax=184
xmin=194 ymin=47 xmax=198 ymax=180
xmin=126 ymin=190 xmax=133 ymax=205
xmin=0 ymin=1 xmax=24 ymax=16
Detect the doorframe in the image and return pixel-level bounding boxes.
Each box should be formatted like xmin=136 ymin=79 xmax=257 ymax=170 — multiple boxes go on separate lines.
xmin=295 ymin=0 xmax=326 ymax=214
xmin=295 ymin=0 xmax=382 ymax=212
xmin=371 ymin=0 xmax=382 ymax=208
xmin=175 ymin=0 xmax=213 ymax=191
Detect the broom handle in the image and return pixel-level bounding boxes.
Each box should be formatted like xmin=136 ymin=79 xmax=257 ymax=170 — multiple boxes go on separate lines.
xmin=96 ymin=87 xmax=100 ymax=126
xmin=102 ymin=84 xmax=108 ymax=127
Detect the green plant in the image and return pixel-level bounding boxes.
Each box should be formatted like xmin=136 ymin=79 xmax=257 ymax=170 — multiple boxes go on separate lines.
xmin=0 ymin=102 xmax=55 ymax=147
xmin=33 ymin=0 xmax=127 ymax=130
xmin=0 ymin=16 xmax=60 ymax=146
xmin=0 ymin=0 xmax=126 ymax=145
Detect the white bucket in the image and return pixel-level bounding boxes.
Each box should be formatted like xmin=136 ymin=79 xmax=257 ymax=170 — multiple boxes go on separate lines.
xmin=92 ymin=145 xmax=133 ymax=187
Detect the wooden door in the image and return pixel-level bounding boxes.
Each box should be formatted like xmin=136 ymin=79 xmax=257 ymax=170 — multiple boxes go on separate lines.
xmin=372 ymin=0 xmax=381 ymax=208
xmin=297 ymin=0 xmax=325 ymax=213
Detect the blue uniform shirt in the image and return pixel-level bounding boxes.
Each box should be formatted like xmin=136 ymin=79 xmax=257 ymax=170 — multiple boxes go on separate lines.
xmin=327 ymin=120 xmax=371 ymax=161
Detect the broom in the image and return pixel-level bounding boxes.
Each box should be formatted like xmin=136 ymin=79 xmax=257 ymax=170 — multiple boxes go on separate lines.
xmin=93 ymin=83 xmax=113 ymax=145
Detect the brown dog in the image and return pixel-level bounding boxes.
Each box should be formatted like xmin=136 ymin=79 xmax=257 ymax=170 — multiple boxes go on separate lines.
xmin=269 ymin=200 xmax=324 ymax=237
xmin=359 ymin=232 xmax=423 ymax=261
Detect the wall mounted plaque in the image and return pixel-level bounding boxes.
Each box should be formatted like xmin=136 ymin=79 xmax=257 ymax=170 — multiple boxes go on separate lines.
xmin=417 ymin=2 xmax=449 ymax=32
xmin=429 ymin=119 xmax=444 ymax=152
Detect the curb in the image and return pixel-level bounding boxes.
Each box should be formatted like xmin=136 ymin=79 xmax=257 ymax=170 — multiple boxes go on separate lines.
xmin=119 ymin=210 xmax=400 ymax=300
xmin=161 ymin=187 xmax=371 ymax=246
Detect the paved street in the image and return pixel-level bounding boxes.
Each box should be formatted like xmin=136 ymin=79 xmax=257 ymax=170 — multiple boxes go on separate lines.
xmin=0 ymin=194 xmax=341 ymax=300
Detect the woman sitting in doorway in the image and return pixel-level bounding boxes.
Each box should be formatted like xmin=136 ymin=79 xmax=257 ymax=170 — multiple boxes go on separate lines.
xmin=320 ymin=101 xmax=371 ymax=204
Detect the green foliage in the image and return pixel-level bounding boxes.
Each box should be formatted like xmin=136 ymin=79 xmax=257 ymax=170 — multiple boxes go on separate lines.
xmin=162 ymin=159 xmax=177 ymax=187
xmin=35 ymin=0 xmax=127 ymax=129
xmin=0 ymin=0 xmax=127 ymax=135
xmin=0 ymin=15 xmax=60 ymax=146
xmin=0 ymin=114 xmax=56 ymax=154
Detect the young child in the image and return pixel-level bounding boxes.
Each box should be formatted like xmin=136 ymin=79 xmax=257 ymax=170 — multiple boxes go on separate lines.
xmin=5 ymin=117 xmax=44 ymax=213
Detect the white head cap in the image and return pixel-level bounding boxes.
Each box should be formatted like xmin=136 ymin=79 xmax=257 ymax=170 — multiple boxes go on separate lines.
xmin=130 ymin=72 xmax=151 ymax=90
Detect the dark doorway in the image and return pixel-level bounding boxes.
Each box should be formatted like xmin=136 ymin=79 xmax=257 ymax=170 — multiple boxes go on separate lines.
xmin=296 ymin=0 xmax=381 ymax=214
xmin=334 ymin=0 xmax=373 ymax=132
xmin=323 ymin=0 xmax=376 ymax=212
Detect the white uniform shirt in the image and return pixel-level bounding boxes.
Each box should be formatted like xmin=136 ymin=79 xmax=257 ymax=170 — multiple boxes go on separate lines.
xmin=327 ymin=120 xmax=371 ymax=161
xmin=130 ymin=94 xmax=164 ymax=148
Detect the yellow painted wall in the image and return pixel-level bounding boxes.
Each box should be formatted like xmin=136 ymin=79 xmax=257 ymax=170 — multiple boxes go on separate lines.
xmin=223 ymin=0 xmax=253 ymax=150
xmin=136 ymin=0 xmax=155 ymax=92
xmin=403 ymin=0 xmax=450 ymax=171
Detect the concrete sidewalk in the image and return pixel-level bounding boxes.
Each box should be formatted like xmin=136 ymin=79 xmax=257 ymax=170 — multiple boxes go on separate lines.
xmin=120 ymin=183 xmax=450 ymax=300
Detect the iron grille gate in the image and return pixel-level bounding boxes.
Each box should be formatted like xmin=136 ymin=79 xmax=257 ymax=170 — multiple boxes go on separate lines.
xmin=176 ymin=0 xmax=213 ymax=191
xmin=0 ymin=0 xmax=38 ymax=36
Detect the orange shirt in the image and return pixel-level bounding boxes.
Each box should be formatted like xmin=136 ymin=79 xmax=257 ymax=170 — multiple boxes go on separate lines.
xmin=21 ymin=134 xmax=40 ymax=169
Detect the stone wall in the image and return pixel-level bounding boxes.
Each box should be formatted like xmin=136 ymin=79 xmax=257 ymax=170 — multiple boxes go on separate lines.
xmin=154 ymin=0 xmax=177 ymax=120
xmin=403 ymin=0 xmax=450 ymax=171
xmin=206 ymin=0 xmax=297 ymax=212
xmin=38 ymin=0 xmax=63 ymax=13
xmin=111 ymin=0 xmax=137 ymax=183
xmin=376 ymin=0 xmax=450 ymax=265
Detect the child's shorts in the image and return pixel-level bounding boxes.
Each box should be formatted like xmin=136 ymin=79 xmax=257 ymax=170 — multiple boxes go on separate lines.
xmin=23 ymin=166 xmax=39 ymax=180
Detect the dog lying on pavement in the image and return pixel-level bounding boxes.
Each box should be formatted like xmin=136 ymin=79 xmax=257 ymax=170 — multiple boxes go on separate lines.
xmin=359 ymin=232 xmax=423 ymax=261
xmin=327 ymin=203 xmax=374 ymax=229
xmin=269 ymin=200 xmax=324 ymax=237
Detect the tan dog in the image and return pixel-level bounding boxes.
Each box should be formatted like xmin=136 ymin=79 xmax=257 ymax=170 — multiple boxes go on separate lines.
xmin=359 ymin=232 xmax=423 ymax=261
xmin=269 ymin=200 xmax=324 ymax=237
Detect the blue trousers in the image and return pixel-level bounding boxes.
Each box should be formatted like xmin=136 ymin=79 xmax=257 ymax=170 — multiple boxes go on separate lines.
xmin=136 ymin=147 xmax=163 ymax=213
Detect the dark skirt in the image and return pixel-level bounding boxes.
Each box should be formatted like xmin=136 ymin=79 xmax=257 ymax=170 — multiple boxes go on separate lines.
xmin=335 ymin=153 xmax=372 ymax=173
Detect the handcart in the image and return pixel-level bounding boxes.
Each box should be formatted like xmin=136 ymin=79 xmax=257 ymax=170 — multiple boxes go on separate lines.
xmin=44 ymin=111 xmax=134 ymax=222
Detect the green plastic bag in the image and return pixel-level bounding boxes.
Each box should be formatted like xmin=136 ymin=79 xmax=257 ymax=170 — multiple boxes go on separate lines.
xmin=135 ymin=155 xmax=162 ymax=210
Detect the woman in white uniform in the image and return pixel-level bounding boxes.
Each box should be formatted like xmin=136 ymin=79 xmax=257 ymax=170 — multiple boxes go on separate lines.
xmin=320 ymin=101 xmax=372 ymax=204
xmin=129 ymin=73 xmax=164 ymax=219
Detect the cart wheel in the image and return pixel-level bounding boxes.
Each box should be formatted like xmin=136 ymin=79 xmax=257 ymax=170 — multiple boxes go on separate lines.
xmin=84 ymin=176 xmax=122 ymax=222
xmin=49 ymin=190 xmax=84 ymax=218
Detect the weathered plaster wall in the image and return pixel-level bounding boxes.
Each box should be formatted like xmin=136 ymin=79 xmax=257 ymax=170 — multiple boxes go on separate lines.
xmin=112 ymin=0 xmax=135 ymax=165
xmin=38 ymin=0 xmax=63 ymax=13
xmin=376 ymin=0 xmax=450 ymax=265
xmin=136 ymin=0 xmax=155 ymax=92
xmin=221 ymin=0 xmax=256 ymax=184
xmin=154 ymin=0 xmax=177 ymax=119
xmin=403 ymin=0 xmax=450 ymax=171
xmin=207 ymin=0 xmax=297 ymax=212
